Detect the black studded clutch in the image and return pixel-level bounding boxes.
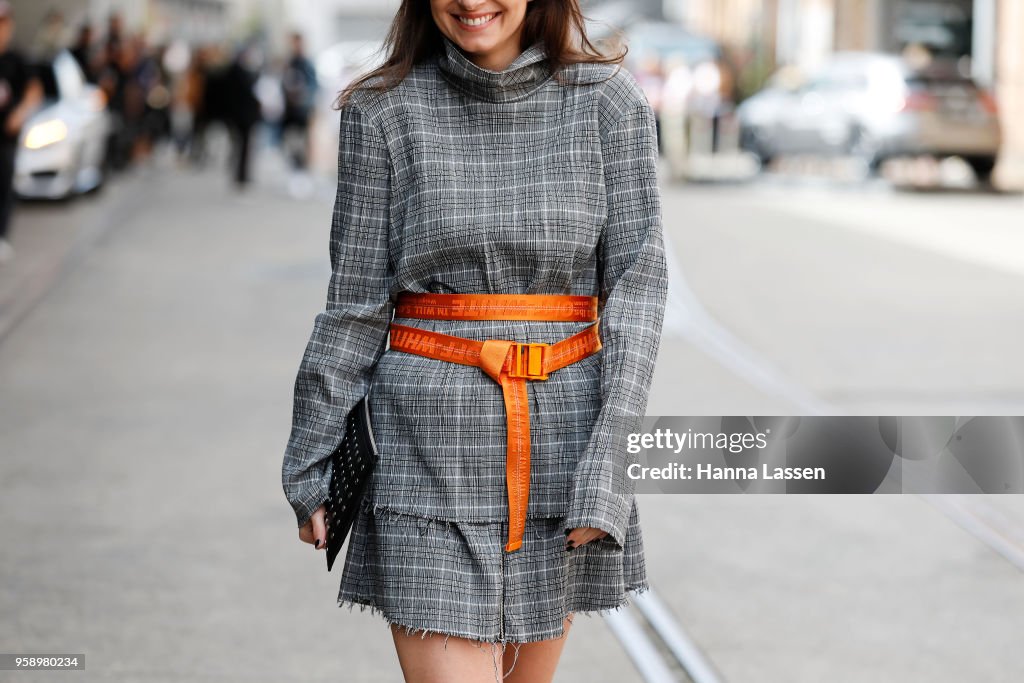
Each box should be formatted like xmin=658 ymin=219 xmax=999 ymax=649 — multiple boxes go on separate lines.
xmin=325 ymin=392 xmax=379 ymax=572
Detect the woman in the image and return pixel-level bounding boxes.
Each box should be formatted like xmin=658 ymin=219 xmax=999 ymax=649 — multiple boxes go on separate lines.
xmin=281 ymin=1 xmax=668 ymax=681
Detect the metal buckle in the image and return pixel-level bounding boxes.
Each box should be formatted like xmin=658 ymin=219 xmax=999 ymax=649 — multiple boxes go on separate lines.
xmin=508 ymin=342 xmax=549 ymax=380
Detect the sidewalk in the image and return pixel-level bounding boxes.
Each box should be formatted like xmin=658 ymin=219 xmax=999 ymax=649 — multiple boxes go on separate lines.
xmin=0 ymin=170 xmax=153 ymax=341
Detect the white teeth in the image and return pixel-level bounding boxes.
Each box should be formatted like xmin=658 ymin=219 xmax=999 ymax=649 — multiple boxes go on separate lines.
xmin=457 ymin=14 xmax=495 ymax=26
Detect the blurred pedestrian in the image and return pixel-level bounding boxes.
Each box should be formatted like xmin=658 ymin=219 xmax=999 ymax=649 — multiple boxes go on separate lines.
xmin=120 ymin=35 xmax=151 ymax=163
xmin=222 ymin=42 xmax=262 ymax=189
xmin=97 ymin=39 xmax=129 ymax=170
xmin=33 ymin=9 xmax=67 ymax=59
xmin=634 ymin=51 xmax=665 ymax=148
xmin=70 ymin=24 xmax=97 ymax=82
xmin=280 ymin=32 xmax=317 ymax=170
xmin=106 ymin=12 xmax=124 ymax=53
xmin=136 ymin=40 xmax=172 ymax=158
xmin=660 ymin=57 xmax=693 ymax=180
xmin=189 ymin=46 xmax=223 ymax=167
xmin=171 ymin=46 xmax=205 ymax=161
xmin=0 ymin=1 xmax=43 ymax=264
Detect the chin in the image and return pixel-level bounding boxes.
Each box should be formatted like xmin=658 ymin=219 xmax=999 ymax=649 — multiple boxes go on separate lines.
xmin=450 ymin=34 xmax=501 ymax=55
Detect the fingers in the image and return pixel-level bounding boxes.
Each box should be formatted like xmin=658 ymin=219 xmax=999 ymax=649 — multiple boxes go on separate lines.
xmin=566 ymin=528 xmax=597 ymax=549
xmin=564 ymin=526 xmax=609 ymax=551
xmin=311 ymin=506 xmax=328 ymax=550
xmin=298 ymin=505 xmax=328 ymax=548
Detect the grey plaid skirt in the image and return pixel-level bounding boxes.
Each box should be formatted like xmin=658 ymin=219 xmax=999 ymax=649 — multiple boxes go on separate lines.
xmin=333 ymin=315 xmax=651 ymax=645
xmin=337 ymin=494 xmax=648 ymax=644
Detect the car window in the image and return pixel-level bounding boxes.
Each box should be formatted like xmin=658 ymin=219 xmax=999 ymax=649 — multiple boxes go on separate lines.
xmin=806 ymin=61 xmax=869 ymax=91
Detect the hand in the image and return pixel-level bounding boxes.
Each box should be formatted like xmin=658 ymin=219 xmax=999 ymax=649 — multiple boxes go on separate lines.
xmin=6 ymin=81 xmax=44 ymax=138
xmin=298 ymin=504 xmax=328 ymax=550
xmin=3 ymin=113 xmax=22 ymax=137
xmin=565 ymin=526 xmax=608 ymax=551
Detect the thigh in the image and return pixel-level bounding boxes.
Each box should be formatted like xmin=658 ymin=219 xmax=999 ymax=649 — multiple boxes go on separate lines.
xmin=502 ymin=615 xmax=573 ymax=683
xmin=390 ymin=625 xmax=502 ymax=683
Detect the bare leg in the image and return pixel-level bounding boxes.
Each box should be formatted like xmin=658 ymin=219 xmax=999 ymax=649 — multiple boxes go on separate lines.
xmin=391 ymin=625 xmax=503 ymax=683
xmin=501 ymin=614 xmax=573 ymax=683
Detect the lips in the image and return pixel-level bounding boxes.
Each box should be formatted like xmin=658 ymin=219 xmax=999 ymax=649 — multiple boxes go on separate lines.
xmin=455 ymin=12 xmax=500 ymax=29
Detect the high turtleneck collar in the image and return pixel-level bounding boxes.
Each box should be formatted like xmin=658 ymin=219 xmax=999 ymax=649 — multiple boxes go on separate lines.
xmin=436 ymin=36 xmax=553 ymax=103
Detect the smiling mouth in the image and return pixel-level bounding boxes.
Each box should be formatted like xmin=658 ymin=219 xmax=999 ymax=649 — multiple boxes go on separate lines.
xmin=456 ymin=12 xmax=500 ymax=28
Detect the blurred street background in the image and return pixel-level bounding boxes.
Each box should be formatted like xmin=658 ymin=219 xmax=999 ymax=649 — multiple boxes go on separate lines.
xmin=1 ymin=0 xmax=1023 ymax=681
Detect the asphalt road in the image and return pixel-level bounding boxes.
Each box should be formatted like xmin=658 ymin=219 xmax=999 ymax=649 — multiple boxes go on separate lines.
xmin=1 ymin=146 xmax=1022 ymax=682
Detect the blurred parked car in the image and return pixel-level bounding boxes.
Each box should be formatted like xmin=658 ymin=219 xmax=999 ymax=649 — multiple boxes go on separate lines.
xmin=737 ymin=52 xmax=1001 ymax=181
xmin=15 ymin=49 xmax=111 ymax=200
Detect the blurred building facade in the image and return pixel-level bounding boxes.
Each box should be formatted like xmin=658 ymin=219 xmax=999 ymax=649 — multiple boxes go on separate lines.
xmin=280 ymin=0 xmax=399 ymax=60
xmin=665 ymin=0 xmax=1024 ymax=182
xmin=10 ymin=0 xmax=1023 ymax=181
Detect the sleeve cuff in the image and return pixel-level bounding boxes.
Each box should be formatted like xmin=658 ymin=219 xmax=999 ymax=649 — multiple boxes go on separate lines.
xmin=564 ymin=494 xmax=632 ymax=551
xmin=291 ymin=478 xmax=330 ymax=529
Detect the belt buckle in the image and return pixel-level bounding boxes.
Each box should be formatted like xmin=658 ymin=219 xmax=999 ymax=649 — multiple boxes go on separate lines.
xmin=508 ymin=342 xmax=549 ymax=380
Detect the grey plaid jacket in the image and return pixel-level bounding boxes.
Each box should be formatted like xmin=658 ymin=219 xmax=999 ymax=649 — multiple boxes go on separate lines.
xmin=282 ymin=37 xmax=668 ymax=550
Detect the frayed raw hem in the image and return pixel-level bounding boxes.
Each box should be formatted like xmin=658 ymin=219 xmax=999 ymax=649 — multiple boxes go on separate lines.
xmin=339 ymin=593 xmax=548 ymax=651
xmin=569 ymin=581 xmax=650 ymax=618
xmin=338 ymin=585 xmax=646 ymax=682
xmin=339 ymin=596 xmax=457 ymax=648
xmin=337 ymin=582 xmax=648 ymax=645
xmin=338 ymin=597 xmax=536 ymax=682
xmin=337 ymin=594 xmax=579 ymax=647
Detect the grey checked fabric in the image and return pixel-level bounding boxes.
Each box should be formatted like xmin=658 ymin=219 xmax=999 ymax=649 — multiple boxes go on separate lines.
xmin=339 ymin=496 xmax=646 ymax=644
xmin=281 ymin=36 xmax=668 ymax=642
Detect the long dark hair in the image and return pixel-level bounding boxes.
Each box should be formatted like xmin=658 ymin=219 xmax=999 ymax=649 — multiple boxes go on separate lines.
xmin=334 ymin=0 xmax=625 ymax=108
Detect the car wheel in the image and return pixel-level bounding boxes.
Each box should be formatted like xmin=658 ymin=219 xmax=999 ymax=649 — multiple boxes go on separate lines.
xmin=84 ymin=153 xmax=107 ymax=196
xmin=965 ymin=156 xmax=997 ymax=185
xmin=72 ymin=139 xmax=107 ymax=197
xmin=847 ymin=126 xmax=881 ymax=175
xmin=739 ymin=126 xmax=773 ymax=168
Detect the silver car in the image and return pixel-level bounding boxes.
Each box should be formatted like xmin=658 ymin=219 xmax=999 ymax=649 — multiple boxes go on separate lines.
xmin=15 ymin=49 xmax=111 ymax=200
xmin=738 ymin=52 xmax=1002 ymax=182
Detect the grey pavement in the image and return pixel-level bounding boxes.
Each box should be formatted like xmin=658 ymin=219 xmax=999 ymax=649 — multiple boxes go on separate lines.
xmin=650 ymin=170 xmax=1024 ymax=416
xmin=1 ymin=147 xmax=1023 ymax=682
xmin=638 ymin=494 xmax=1024 ymax=682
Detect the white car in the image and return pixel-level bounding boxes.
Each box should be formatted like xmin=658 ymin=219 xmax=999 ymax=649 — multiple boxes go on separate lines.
xmin=737 ymin=52 xmax=1002 ymax=181
xmin=15 ymin=49 xmax=111 ymax=200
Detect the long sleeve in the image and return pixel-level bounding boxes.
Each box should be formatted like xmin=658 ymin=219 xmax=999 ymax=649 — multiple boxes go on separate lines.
xmin=281 ymin=102 xmax=394 ymax=528
xmin=564 ymin=94 xmax=669 ymax=548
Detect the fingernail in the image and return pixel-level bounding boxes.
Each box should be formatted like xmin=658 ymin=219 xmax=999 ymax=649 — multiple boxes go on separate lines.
xmin=315 ymin=538 xmax=321 ymax=549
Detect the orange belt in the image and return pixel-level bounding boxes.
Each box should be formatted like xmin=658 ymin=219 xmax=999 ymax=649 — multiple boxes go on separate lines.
xmin=389 ymin=292 xmax=603 ymax=552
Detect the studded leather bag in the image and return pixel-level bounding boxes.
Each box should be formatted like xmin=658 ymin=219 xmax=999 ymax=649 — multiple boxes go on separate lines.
xmin=325 ymin=392 xmax=378 ymax=571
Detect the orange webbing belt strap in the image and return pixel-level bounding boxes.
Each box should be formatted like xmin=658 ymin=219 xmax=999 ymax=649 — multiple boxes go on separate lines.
xmin=388 ymin=292 xmax=602 ymax=552
xmin=395 ymin=292 xmax=599 ymax=321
